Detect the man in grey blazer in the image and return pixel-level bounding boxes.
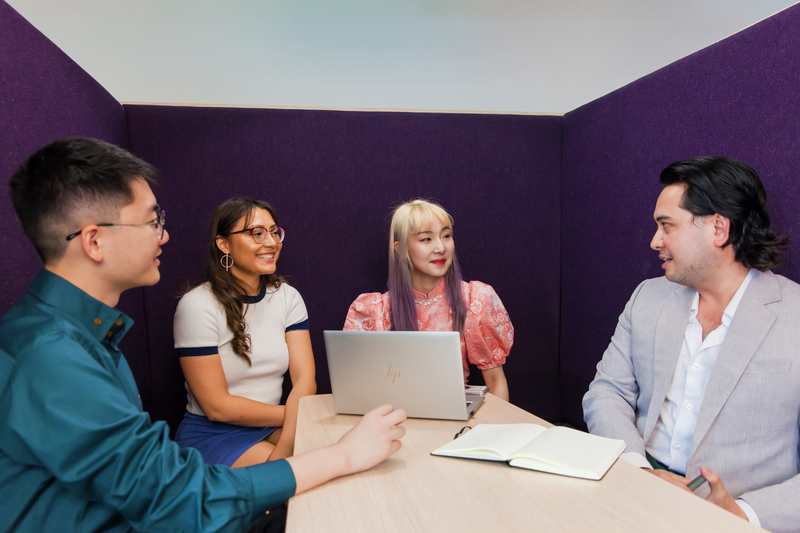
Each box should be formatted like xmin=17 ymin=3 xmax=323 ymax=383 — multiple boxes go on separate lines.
xmin=583 ymin=157 xmax=799 ymax=533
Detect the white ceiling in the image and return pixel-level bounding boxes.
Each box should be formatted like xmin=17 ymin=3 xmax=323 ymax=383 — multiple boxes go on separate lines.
xmin=8 ymin=0 xmax=799 ymax=113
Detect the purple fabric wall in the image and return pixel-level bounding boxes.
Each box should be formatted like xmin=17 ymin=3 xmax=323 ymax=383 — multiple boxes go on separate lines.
xmin=0 ymin=1 xmax=153 ymax=411
xmin=125 ymin=106 xmax=563 ymax=432
xmin=10 ymin=0 xmax=799 ymax=436
xmin=560 ymin=5 xmax=800 ymax=428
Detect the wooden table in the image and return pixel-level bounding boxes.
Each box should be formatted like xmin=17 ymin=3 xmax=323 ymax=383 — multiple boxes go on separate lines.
xmin=287 ymin=394 xmax=761 ymax=532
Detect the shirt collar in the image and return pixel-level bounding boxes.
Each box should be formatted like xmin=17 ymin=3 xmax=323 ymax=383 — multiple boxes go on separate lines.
xmin=688 ymin=269 xmax=755 ymax=327
xmin=242 ymin=285 xmax=268 ymax=304
xmin=27 ymin=269 xmax=133 ymax=351
xmin=722 ymin=269 xmax=755 ymax=325
xmin=412 ymin=278 xmax=446 ymax=301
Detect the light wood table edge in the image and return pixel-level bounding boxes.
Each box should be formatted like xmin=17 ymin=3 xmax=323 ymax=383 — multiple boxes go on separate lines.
xmin=286 ymin=394 xmax=762 ymax=533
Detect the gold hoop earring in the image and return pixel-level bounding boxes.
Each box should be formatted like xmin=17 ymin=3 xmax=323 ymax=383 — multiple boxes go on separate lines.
xmin=220 ymin=254 xmax=234 ymax=272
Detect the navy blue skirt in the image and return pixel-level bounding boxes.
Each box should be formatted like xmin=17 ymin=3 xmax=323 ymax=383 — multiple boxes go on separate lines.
xmin=175 ymin=412 xmax=277 ymax=467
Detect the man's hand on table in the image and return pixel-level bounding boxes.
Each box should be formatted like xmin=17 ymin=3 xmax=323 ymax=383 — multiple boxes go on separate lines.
xmin=333 ymin=404 xmax=407 ymax=473
xmin=645 ymin=466 xmax=748 ymax=521
xmin=646 ymin=468 xmax=691 ymax=491
xmin=700 ymin=465 xmax=748 ymax=521
xmin=286 ymin=404 xmax=407 ymax=495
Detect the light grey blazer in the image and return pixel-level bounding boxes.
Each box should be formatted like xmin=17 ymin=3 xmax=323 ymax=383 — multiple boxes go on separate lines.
xmin=583 ymin=270 xmax=800 ymax=533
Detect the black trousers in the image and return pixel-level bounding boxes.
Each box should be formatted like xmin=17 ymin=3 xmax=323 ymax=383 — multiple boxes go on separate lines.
xmin=645 ymin=452 xmax=684 ymax=476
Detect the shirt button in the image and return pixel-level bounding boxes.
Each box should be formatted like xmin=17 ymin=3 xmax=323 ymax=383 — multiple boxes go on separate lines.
xmin=686 ymin=404 xmax=693 ymax=411
xmin=114 ymin=318 xmax=123 ymax=326
xmin=94 ymin=318 xmax=103 ymax=326
xmin=692 ymin=363 xmax=700 ymax=369
xmin=106 ymin=331 xmax=113 ymax=338
xmin=674 ymin=444 xmax=682 ymax=450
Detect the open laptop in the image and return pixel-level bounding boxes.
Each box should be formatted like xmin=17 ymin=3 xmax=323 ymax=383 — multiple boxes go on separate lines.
xmin=323 ymin=330 xmax=484 ymax=420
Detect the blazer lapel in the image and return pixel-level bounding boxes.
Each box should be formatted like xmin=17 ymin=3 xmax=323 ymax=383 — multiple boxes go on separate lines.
xmin=690 ymin=271 xmax=779 ymax=454
xmin=643 ymin=285 xmax=694 ymax=443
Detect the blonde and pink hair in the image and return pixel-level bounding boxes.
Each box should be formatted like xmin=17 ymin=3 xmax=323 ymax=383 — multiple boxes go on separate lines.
xmin=388 ymin=199 xmax=467 ymax=332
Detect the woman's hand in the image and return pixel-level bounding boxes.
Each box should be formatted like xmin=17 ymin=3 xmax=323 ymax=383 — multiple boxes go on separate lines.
xmin=481 ymin=366 xmax=509 ymax=401
xmin=277 ymin=330 xmax=317 ymax=457
xmin=179 ymin=354 xmax=285 ymax=426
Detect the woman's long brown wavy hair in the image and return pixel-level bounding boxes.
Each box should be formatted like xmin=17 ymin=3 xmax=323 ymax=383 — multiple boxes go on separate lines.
xmin=191 ymin=197 xmax=284 ymax=365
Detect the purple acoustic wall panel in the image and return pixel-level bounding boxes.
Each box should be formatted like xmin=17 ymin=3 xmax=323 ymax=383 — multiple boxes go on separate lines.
xmin=126 ymin=105 xmax=562 ymax=432
xmin=560 ymin=5 xmax=800 ymax=428
xmin=0 ymin=1 xmax=152 ymax=411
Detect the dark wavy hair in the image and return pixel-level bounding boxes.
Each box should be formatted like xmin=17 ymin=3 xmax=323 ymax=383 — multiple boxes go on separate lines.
xmin=191 ymin=197 xmax=284 ymax=365
xmin=660 ymin=156 xmax=787 ymax=271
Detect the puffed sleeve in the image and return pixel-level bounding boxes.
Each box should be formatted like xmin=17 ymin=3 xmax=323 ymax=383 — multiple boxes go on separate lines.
xmin=343 ymin=293 xmax=389 ymax=331
xmin=463 ymin=281 xmax=514 ymax=370
xmin=174 ymin=285 xmax=223 ymax=358
xmin=282 ymin=284 xmax=310 ymax=332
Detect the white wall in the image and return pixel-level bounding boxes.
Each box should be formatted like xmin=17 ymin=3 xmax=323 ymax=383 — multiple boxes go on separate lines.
xmin=8 ymin=0 xmax=798 ymax=113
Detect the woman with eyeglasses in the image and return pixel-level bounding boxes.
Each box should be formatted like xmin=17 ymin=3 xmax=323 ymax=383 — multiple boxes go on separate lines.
xmin=173 ymin=197 xmax=316 ymax=467
xmin=344 ymin=199 xmax=513 ymax=401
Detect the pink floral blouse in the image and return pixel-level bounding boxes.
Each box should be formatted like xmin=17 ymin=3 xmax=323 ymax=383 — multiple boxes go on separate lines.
xmin=343 ymin=280 xmax=514 ymax=380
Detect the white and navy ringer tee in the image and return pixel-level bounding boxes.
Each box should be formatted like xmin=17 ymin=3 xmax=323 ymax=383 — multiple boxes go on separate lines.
xmin=173 ymin=282 xmax=309 ymax=417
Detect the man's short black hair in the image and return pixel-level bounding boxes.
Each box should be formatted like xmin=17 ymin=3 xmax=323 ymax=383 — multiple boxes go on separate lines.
xmin=10 ymin=137 xmax=160 ymax=263
xmin=660 ymin=156 xmax=787 ymax=271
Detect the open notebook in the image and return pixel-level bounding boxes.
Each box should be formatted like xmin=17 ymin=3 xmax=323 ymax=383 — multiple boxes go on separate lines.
xmin=431 ymin=423 xmax=626 ymax=480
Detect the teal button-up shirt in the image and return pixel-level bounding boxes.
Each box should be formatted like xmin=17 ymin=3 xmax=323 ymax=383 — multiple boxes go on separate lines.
xmin=0 ymin=270 xmax=296 ymax=532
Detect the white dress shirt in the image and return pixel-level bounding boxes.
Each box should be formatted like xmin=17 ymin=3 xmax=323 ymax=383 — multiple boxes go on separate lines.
xmin=620 ymin=269 xmax=759 ymax=525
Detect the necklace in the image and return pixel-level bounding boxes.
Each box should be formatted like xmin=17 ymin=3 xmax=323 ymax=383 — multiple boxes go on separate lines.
xmin=415 ymin=294 xmax=443 ymax=306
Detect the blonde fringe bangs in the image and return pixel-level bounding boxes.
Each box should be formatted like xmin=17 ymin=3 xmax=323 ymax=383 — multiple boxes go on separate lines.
xmin=391 ymin=199 xmax=453 ymax=246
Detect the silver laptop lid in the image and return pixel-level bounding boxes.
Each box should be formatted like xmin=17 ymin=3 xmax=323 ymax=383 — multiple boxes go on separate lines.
xmin=324 ymin=330 xmax=479 ymax=420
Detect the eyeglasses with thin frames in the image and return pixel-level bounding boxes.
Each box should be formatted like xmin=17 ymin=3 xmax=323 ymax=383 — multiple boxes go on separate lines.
xmin=65 ymin=206 xmax=166 ymax=241
xmin=228 ymin=226 xmax=286 ymax=244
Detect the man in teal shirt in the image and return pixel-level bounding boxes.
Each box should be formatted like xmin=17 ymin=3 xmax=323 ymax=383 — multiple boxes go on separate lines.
xmin=0 ymin=138 xmax=407 ymax=532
